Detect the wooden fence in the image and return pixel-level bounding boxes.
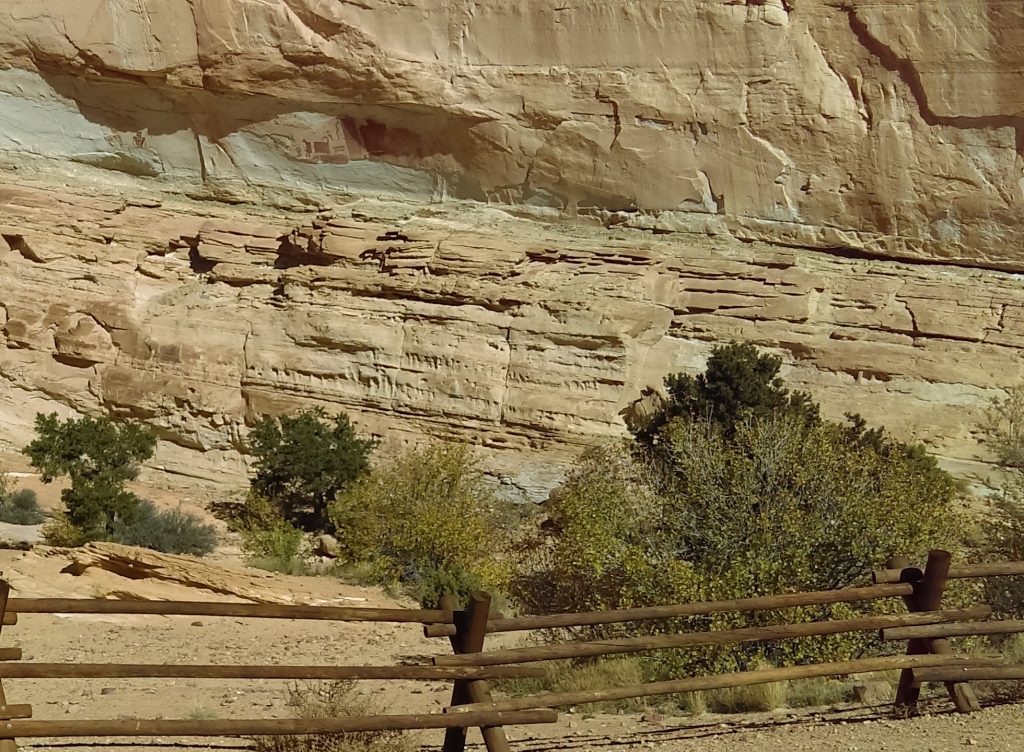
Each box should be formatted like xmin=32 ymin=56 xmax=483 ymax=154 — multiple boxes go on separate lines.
xmin=2 ymin=549 xmax=1023 ymax=752
xmin=0 ymin=587 xmax=556 ymax=751
xmin=425 ymin=549 xmax=1024 ymax=752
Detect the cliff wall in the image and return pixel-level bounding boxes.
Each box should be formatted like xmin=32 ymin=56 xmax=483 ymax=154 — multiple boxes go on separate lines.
xmin=1 ymin=1 xmax=1022 ymax=493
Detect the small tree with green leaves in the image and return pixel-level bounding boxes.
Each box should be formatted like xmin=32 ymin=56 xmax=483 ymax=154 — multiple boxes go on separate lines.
xmin=515 ymin=342 xmax=962 ymax=677
xmin=23 ymin=413 xmax=156 ymax=537
xmin=630 ymin=342 xmax=820 ymax=444
xmin=249 ymin=408 xmax=375 ymax=532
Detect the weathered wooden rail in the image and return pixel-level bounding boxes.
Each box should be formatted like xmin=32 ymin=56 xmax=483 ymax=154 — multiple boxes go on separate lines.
xmin=0 ymin=584 xmax=555 ymax=752
xmin=423 ymin=550 xmax=1024 ymax=733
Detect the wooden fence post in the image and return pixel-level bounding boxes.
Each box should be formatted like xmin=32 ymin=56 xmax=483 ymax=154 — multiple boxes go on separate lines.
xmin=0 ymin=582 xmax=19 ymax=752
xmin=892 ymin=551 xmax=980 ymax=713
xmin=440 ymin=592 xmax=511 ymax=752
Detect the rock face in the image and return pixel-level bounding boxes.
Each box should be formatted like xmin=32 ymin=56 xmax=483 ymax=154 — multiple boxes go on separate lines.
xmin=0 ymin=2 xmax=1023 ymax=495
xmin=1 ymin=1 xmax=1023 ymax=265
xmin=1 ymin=177 xmax=1021 ymax=496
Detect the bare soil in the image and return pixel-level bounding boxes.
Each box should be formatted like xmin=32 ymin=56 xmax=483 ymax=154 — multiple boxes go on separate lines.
xmin=0 ymin=461 xmax=1021 ymax=752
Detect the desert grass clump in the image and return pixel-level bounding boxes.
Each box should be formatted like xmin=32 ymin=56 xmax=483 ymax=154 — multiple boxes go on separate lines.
xmin=679 ymin=691 xmax=708 ymax=717
xmin=497 ymin=658 xmax=650 ymax=714
xmin=252 ymin=681 xmax=413 ymax=752
xmin=111 ymin=500 xmax=218 ymax=556
xmin=783 ymin=677 xmax=852 ymax=708
xmin=0 ymin=488 xmax=45 ymax=526
xmin=702 ymin=659 xmax=788 ymax=713
xmin=231 ymin=493 xmax=310 ymax=574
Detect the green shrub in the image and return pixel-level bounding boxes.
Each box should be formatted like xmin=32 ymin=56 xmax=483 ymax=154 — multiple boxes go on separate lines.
xmin=406 ymin=564 xmax=486 ymax=610
xmin=981 ymin=385 xmax=1024 ymax=617
xmin=515 ymin=344 xmax=961 ymax=678
xmin=41 ymin=511 xmax=88 ymax=547
xmin=23 ymin=413 xmax=156 ymax=536
xmin=111 ymin=500 xmax=218 ymax=556
xmin=0 ymin=488 xmax=45 ymax=526
xmin=629 ymin=342 xmax=819 ymax=444
xmin=249 ymin=408 xmax=375 ymax=532
xmin=329 ymin=443 xmax=514 ymax=605
xmin=231 ymin=493 xmax=308 ymax=572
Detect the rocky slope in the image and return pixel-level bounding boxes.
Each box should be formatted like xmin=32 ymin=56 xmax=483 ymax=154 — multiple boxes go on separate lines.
xmin=1 ymin=1 xmax=1023 ymax=495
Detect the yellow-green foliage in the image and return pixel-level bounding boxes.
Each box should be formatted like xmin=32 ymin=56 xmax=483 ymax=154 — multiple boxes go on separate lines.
xmin=41 ymin=510 xmax=88 ymax=547
xmin=512 ymin=442 xmax=702 ymax=615
xmin=231 ymin=493 xmax=308 ymax=568
xmin=981 ymin=385 xmax=1024 ymax=618
xmin=329 ymin=442 xmax=514 ymax=603
xmin=514 ymin=413 xmax=962 ymax=677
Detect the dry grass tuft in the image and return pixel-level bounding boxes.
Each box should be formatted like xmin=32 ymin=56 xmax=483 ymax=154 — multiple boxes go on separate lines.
xmin=252 ymin=681 xmax=413 ymax=752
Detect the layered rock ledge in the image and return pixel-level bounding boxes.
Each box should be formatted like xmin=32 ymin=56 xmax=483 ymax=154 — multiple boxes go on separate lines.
xmin=1 ymin=174 xmax=1019 ymax=496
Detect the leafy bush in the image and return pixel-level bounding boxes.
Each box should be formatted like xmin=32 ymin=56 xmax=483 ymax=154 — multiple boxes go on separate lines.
xmin=510 ymin=442 xmax=683 ymax=617
xmin=41 ymin=511 xmax=88 ymax=547
xmin=249 ymin=408 xmax=375 ymax=532
xmin=231 ymin=493 xmax=308 ymax=573
xmin=110 ymin=500 xmax=218 ymax=556
xmin=629 ymin=342 xmax=819 ymax=444
xmin=514 ymin=344 xmax=961 ymax=677
xmin=981 ymin=385 xmax=1024 ymax=617
xmin=0 ymin=488 xmax=45 ymax=526
xmin=329 ymin=442 xmax=514 ymax=606
xmin=252 ymin=680 xmax=411 ymax=752
xmin=405 ymin=564 xmax=487 ymax=611
xmin=23 ymin=413 xmax=156 ymax=536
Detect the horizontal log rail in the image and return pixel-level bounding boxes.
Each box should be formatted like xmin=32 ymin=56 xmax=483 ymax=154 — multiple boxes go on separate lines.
xmin=434 ymin=606 xmax=992 ymax=667
xmin=5 ymin=599 xmax=451 ymax=624
xmin=0 ymin=706 xmax=30 ymax=720
xmin=0 ymin=663 xmax=544 ymax=680
xmin=425 ymin=583 xmax=916 ymax=638
xmin=882 ymin=619 xmax=1024 ymax=642
xmin=912 ymin=666 xmax=1024 ymax=684
xmin=0 ymin=710 xmax=559 ymax=738
xmin=0 ymin=651 xmax=19 ymax=663
xmin=873 ymin=561 xmax=1024 ymax=585
xmin=451 ymin=655 xmax=1006 ymax=713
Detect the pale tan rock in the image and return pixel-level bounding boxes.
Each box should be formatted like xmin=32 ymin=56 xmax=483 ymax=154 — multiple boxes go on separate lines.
xmin=1 ymin=175 xmax=1022 ymax=498
xmin=0 ymin=1 xmax=1023 ymax=495
xmin=0 ymin=2 xmax=1022 ymax=267
xmin=17 ymin=543 xmax=374 ymax=607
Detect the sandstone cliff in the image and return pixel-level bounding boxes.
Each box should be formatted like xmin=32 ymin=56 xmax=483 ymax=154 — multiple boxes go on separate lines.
xmin=1 ymin=2 xmax=1022 ymax=495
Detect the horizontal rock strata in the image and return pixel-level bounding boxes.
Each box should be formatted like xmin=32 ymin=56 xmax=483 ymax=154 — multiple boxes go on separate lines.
xmin=1 ymin=176 xmax=1019 ymax=496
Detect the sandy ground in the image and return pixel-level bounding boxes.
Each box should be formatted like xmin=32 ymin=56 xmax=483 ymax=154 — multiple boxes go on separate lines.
xmin=0 ymin=462 xmax=1021 ymax=751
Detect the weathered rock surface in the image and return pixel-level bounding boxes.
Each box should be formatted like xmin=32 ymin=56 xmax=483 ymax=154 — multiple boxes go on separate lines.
xmin=0 ymin=175 xmax=1021 ymax=496
xmin=0 ymin=1 xmax=1022 ymax=266
xmin=8 ymin=543 xmax=380 ymax=606
xmin=0 ymin=2 xmax=1023 ymax=495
